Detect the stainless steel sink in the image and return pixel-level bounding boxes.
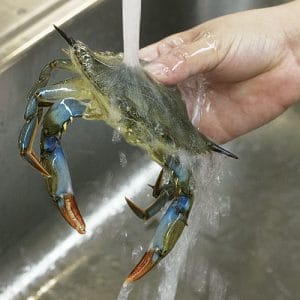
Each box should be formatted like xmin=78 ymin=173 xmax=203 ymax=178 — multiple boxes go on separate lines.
xmin=0 ymin=0 xmax=298 ymax=299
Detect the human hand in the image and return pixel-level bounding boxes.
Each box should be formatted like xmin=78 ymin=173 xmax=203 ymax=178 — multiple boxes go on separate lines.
xmin=140 ymin=1 xmax=300 ymax=143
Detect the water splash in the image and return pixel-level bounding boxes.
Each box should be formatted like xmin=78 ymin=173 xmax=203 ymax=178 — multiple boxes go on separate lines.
xmin=112 ymin=129 xmax=121 ymax=143
xmin=208 ymin=268 xmax=228 ymax=300
xmin=157 ymin=229 xmax=189 ymax=300
xmin=119 ymin=151 xmax=127 ymax=168
xmin=178 ymin=75 xmax=207 ymax=130
xmin=157 ymin=153 xmax=229 ymax=300
xmin=131 ymin=245 xmax=144 ymax=259
xmin=117 ymin=282 xmax=134 ymax=300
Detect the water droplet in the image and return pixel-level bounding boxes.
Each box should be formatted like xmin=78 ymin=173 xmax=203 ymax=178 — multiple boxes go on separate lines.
xmin=132 ymin=245 xmax=143 ymax=260
xmin=112 ymin=129 xmax=121 ymax=143
xmin=119 ymin=152 xmax=127 ymax=167
xmin=117 ymin=281 xmax=134 ymax=300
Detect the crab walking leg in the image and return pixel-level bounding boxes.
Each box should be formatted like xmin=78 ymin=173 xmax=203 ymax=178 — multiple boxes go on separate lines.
xmin=18 ymin=111 xmax=49 ymax=175
xmin=19 ymin=59 xmax=75 ymax=176
xmin=126 ymin=156 xmax=193 ymax=282
xmin=41 ymin=98 xmax=89 ymax=234
xmin=36 ymin=78 xmax=90 ymax=106
xmin=126 ymin=169 xmax=178 ymax=220
xmin=126 ymin=190 xmax=171 ymax=220
xmin=126 ymin=194 xmax=193 ymax=282
xmin=150 ymin=169 xmax=164 ymax=197
xmin=126 ymin=167 xmax=180 ymax=220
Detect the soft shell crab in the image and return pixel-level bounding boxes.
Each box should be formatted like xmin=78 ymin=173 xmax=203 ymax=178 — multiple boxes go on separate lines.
xmin=18 ymin=26 xmax=237 ymax=282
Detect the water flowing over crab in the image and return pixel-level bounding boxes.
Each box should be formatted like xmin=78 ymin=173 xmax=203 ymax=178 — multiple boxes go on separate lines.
xmin=18 ymin=26 xmax=237 ymax=282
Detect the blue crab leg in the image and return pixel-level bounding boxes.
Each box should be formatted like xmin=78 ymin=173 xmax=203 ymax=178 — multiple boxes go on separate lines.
xmin=125 ymin=169 xmax=175 ymax=220
xmin=126 ymin=194 xmax=193 ymax=282
xmin=126 ymin=156 xmax=193 ymax=282
xmin=125 ymin=190 xmax=170 ymax=220
xmin=19 ymin=59 xmax=75 ymax=176
xmin=41 ymin=98 xmax=89 ymax=234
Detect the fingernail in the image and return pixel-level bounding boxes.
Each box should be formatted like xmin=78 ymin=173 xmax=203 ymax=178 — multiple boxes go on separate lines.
xmin=157 ymin=42 xmax=172 ymax=56
xmin=139 ymin=48 xmax=159 ymax=62
xmin=144 ymin=62 xmax=170 ymax=77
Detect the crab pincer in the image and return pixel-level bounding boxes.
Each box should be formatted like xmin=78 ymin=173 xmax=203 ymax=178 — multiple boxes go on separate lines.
xmin=40 ymin=99 xmax=88 ymax=234
xmin=126 ymin=194 xmax=193 ymax=282
xmin=41 ymin=134 xmax=86 ymax=234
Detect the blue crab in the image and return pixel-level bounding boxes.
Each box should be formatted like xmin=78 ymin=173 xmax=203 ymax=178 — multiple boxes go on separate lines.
xmin=18 ymin=26 xmax=237 ymax=282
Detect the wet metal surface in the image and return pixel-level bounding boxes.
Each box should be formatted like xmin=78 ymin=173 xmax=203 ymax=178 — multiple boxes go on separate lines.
xmin=0 ymin=0 xmax=101 ymax=73
xmin=0 ymin=0 xmax=298 ymax=299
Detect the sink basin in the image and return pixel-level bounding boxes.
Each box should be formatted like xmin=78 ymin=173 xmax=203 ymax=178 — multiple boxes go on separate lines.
xmin=0 ymin=0 xmax=298 ymax=299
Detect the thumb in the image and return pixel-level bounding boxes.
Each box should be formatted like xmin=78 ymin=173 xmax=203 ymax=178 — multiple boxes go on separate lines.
xmin=141 ymin=31 xmax=221 ymax=85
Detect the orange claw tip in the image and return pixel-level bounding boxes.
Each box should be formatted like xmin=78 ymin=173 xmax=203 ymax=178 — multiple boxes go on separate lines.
xmin=57 ymin=194 xmax=86 ymax=234
xmin=125 ymin=250 xmax=156 ymax=283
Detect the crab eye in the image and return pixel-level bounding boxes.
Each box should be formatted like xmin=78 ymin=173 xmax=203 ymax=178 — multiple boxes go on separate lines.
xmin=73 ymin=44 xmax=85 ymax=56
xmin=76 ymin=48 xmax=84 ymax=55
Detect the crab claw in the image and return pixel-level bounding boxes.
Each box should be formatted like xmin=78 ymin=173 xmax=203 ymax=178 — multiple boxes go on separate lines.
xmin=126 ymin=250 xmax=156 ymax=282
xmin=56 ymin=194 xmax=86 ymax=234
xmin=41 ymin=134 xmax=86 ymax=234
xmin=125 ymin=194 xmax=193 ymax=282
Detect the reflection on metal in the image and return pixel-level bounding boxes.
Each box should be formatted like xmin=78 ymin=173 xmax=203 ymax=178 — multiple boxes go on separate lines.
xmin=0 ymin=0 xmax=103 ymax=74
xmin=27 ymin=256 xmax=88 ymax=300
xmin=0 ymin=162 xmax=159 ymax=300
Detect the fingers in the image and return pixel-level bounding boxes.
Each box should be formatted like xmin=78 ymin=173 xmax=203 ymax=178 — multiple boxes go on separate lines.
xmin=139 ymin=31 xmax=190 ymax=62
xmin=140 ymin=28 xmax=223 ymax=85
